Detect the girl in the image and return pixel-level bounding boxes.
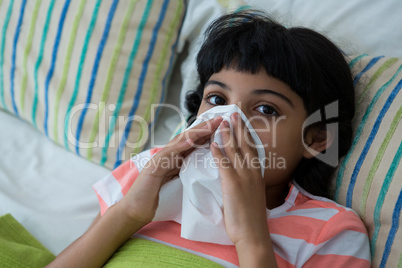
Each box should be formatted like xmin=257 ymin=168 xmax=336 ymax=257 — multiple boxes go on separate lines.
xmin=48 ymin=10 xmax=370 ymax=267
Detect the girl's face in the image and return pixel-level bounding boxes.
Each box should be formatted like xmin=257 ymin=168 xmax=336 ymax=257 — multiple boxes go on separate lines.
xmin=197 ymin=68 xmax=309 ymax=191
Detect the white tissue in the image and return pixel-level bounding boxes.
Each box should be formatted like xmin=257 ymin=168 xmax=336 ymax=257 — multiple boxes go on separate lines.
xmin=153 ymin=104 xmax=266 ymax=245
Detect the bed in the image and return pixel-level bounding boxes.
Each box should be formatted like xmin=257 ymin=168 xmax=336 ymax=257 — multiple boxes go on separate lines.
xmin=0 ymin=0 xmax=401 ymax=267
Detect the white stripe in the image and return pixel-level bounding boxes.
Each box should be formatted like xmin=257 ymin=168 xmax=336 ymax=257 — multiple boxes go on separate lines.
xmin=270 ymin=233 xmax=316 ymax=267
xmin=270 ymin=181 xmax=299 ymax=215
xmin=294 ymin=181 xmax=355 ymax=213
xmin=93 ymin=149 xmax=154 ymax=209
xmin=134 ymin=234 xmax=239 ymax=268
xmin=315 ymin=230 xmax=371 ymax=260
xmin=270 ymin=207 xmax=341 ymax=221
xmin=130 ymin=150 xmax=152 ymax=173
xmin=92 ymin=174 xmax=124 ymax=207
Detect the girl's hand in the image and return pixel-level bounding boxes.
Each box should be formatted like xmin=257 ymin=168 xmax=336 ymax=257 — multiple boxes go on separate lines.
xmin=48 ymin=117 xmax=223 ymax=268
xmin=210 ymin=113 xmax=277 ymax=267
xmin=120 ymin=116 xmax=223 ymax=226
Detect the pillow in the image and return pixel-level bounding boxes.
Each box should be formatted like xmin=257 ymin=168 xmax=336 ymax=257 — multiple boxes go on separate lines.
xmin=334 ymin=54 xmax=402 ymax=268
xmin=0 ymin=0 xmax=186 ymax=169
xmin=244 ymin=0 xmax=402 ymax=57
xmin=179 ymin=0 xmax=402 ymax=113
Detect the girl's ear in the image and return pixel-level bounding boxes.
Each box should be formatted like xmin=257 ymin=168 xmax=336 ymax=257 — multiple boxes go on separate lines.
xmin=303 ymin=126 xmax=335 ymax=159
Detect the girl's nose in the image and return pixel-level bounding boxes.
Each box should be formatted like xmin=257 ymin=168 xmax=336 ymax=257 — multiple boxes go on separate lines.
xmin=227 ymin=102 xmax=248 ymax=117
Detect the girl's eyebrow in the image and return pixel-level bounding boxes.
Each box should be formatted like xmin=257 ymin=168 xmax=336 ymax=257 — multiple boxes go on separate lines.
xmin=205 ymin=80 xmax=294 ymax=108
xmin=252 ymin=89 xmax=294 ymax=108
xmin=205 ymin=80 xmax=228 ymax=90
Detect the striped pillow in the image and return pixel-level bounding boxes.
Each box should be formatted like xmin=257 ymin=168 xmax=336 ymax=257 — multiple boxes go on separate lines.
xmin=334 ymin=54 xmax=402 ymax=268
xmin=0 ymin=0 xmax=186 ymax=169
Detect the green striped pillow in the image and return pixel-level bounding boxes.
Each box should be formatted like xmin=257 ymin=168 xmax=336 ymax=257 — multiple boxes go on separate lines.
xmin=0 ymin=0 xmax=186 ymax=169
xmin=334 ymin=54 xmax=402 ymax=267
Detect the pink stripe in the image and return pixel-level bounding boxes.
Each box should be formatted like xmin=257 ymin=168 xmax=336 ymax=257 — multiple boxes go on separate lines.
xmin=111 ymin=159 xmax=139 ymax=195
xmin=94 ymin=191 xmax=109 ymax=216
xmin=149 ymin=147 xmax=163 ymax=156
xmin=121 ymin=165 xmax=139 ymax=196
xmin=291 ymin=197 xmax=347 ymax=212
xmin=112 ymin=159 xmax=133 ymax=183
xmin=138 ymin=221 xmax=239 ymax=266
xmin=275 ymin=253 xmax=296 ymax=267
xmin=269 ymin=216 xmax=326 ymax=244
xmin=315 ymin=211 xmax=368 ymax=244
xmin=114 ymin=148 xmax=162 ymax=195
xmin=304 ymin=253 xmax=370 ymax=267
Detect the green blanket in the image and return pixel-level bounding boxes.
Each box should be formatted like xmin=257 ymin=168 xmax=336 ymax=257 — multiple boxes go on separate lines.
xmin=0 ymin=214 xmax=223 ymax=267
xmin=0 ymin=214 xmax=55 ymax=267
xmin=104 ymin=238 xmax=223 ymax=268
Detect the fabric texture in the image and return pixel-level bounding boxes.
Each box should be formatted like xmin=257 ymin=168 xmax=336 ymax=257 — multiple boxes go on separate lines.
xmin=94 ymin=148 xmax=371 ymax=267
xmin=104 ymin=237 xmax=223 ymax=267
xmin=0 ymin=0 xmax=186 ymax=169
xmin=0 ymin=214 xmax=55 ymax=267
xmin=177 ymin=0 xmax=402 ymax=113
xmin=334 ymin=54 xmax=402 ymax=268
xmin=0 ymin=213 xmax=221 ymax=267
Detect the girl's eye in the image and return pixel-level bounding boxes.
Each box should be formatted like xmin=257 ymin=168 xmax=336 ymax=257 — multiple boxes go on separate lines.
xmin=256 ymin=105 xmax=279 ymax=116
xmin=207 ymin=95 xmax=226 ymax=106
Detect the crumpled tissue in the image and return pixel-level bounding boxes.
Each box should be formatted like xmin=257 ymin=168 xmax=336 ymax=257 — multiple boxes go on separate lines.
xmin=153 ymin=104 xmax=266 ymax=245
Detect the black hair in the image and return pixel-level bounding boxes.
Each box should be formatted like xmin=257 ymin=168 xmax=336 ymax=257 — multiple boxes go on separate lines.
xmin=185 ymin=10 xmax=355 ymax=198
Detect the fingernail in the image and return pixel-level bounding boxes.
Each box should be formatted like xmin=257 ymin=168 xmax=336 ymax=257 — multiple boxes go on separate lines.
xmin=211 ymin=116 xmax=222 ymax=123
xmin=232 ymin=112 xmax=239 ymax=121
xmin=222 ymin=120 xmax=230 ymax=127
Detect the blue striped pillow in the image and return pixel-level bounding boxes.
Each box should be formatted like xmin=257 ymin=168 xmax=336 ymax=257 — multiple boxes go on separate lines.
xmin=0 ymin=0 xmax=186 ymax=169
xmin=334 ymin=54 xmax=402 ymax=268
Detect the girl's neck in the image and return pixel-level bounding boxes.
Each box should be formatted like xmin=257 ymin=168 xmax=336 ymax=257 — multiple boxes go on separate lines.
xmin=265 ymin=183 xmax=290 ymax=210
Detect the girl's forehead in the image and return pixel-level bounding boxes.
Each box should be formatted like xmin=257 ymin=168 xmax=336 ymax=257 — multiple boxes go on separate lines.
xmin=208 ymin=68 xmax=294 ymax=96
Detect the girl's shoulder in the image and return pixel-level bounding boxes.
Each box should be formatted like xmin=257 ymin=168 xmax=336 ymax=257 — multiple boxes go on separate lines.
xmin=269 ymin=181 xmax=371 ymax=266
xmin=271 ymin=181 xmax=366 ymax=226
xmin=271 ymin=181 xmax=368 ymax=235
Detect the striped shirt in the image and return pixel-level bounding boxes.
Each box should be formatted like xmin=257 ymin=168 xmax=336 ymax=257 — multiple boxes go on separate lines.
xmin=93 ymin=148 xmax=371 ymax=267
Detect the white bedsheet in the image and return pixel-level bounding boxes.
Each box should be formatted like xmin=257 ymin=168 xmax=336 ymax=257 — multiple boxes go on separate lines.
xmin=0 ymin=109 xmax=109 ymax=254
xmin=0 ymin=108 xmax=181 ymax=255
xmin=0 ymin=58 xmax=183 ymax=255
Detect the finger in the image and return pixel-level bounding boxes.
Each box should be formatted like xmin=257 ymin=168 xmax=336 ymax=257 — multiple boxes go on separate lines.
xmin=185 ymin=116 xmax=223 ymax=145
xmin=162 ymin=116 xmax=224 ymax=160
xmin=231 ymin=113 xmax=258 ymax=157
xmin=210 ymin=142 xmax=233 ymax=172
xmin=166 ymin=116 xmax=222 ymax=150
xmin=161 ymin=137 xmax=194 ymax=160
xmin=219 ymin=120 xmax=240 ymax=163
